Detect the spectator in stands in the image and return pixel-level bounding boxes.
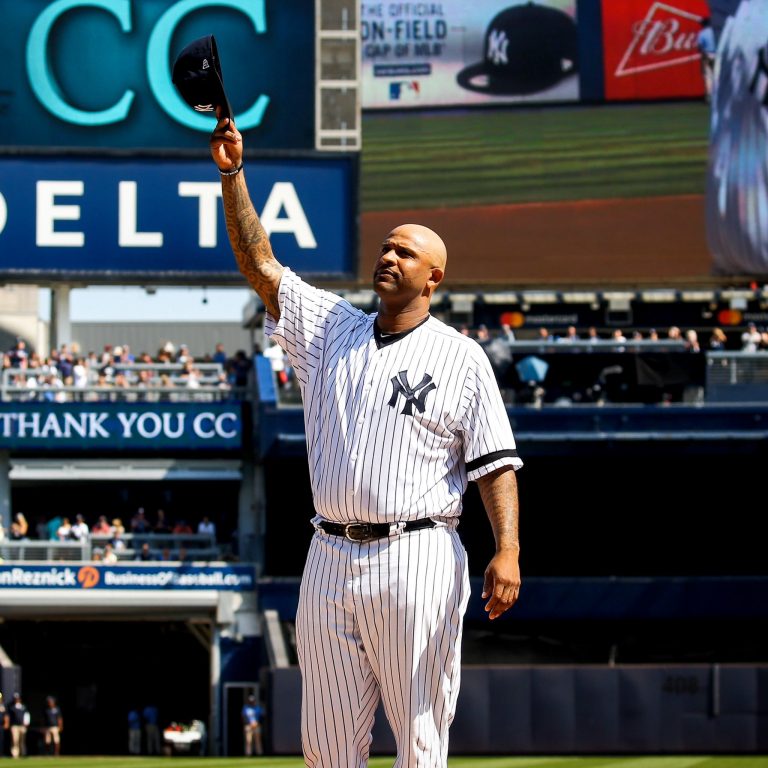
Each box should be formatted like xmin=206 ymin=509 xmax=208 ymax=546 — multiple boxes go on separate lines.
xmin=212 ymin=342 xmax=228 ymax=366
xmin=70 ymin=514 xmax=90 ymax=542
xmin=231 ymin=350 xmax=253 ymax=388
xmin=35 ymin=515 xmax=48 ymax=540
xmin=172 ymin=520 xmax=193 ymax=535
xmin=685 ymin=329 xmax=701 ymax=353
xmin=631 ymin=330 xmax=643 ymax=341
xmin=153 ymin=509 xmax=172 ymax=534
xmin=709 ymin=327 xmax=728 ymax=349
xmin=10 ymin=512 xmax=29 ymax=540
xmin=46 ymin=515 xmax=63 ymax=541
xmin=130 ymin=508 xmax=151 ymax=535
xmin=741 ymin=322 xmax=761 ymax=352
xmin=8 ymin=338 xmax=28 ymax=368
xmin=112 ymin=531 xmax=127 ymax=553
xmin=197 ymin=516 xmax=216 ymax=539
xmin=111 ymin=520 xmax=127 ymax=552
xmin=92 ymin=516 xmax=112 ymax=535
xmin=102 ymin=543 xmax=118 ymax=564
xmin=58 ymin=345 xmax=73 ymax=381
xmin=667 ymin=326 xmax=682 ymax=341
xmin=500 ymin=323 xmax=516 ymax=342
xmin=587 ymin=327 xmax=600 ymax=343
xmin=73 ymin=357 xmax=89 ymax=392
xmin=217 ymin=372 xmax=231 ymax=395
xmin=648 ymin=328 xmax=660 ymax=341
xmin=560 ymin=325 xmax=579 ymax=342
xmin=135 ymin=542 xmax=153 ymax=562
xmin=136 ymin=369 xmax=155 ymax=400
xmin=611 ymin=329 xmax=627 ymax=343
xmin=177 ymin=344 xmax=192 ymax=364
xmin=537 ymin=327 xmax=553 ymax=342
xmin=158 ymin=373 xmax=175 ymax=401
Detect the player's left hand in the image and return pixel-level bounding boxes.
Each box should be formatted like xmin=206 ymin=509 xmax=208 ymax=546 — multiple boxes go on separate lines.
xmin=482 ymin=549 xmax=521 ymax=620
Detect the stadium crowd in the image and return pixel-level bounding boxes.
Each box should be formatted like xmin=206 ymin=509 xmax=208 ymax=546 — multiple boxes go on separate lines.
xmin=0 ymin=507 xmax=224 ymax=562
xmin=1 ymin=339 xmax=253 ymax=401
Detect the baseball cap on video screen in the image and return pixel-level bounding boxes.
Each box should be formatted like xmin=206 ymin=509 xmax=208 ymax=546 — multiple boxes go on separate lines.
xmin=457 ymin=3 xmax=578 ymax=96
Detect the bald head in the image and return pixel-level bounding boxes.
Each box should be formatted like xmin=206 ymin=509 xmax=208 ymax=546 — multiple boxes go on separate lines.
xmin=388 ymin=224 xmax=447 ymax=271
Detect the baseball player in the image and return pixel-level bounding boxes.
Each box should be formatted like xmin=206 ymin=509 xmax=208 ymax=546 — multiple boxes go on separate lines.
xmin=211 ymin=115 xmax=522 ymax=767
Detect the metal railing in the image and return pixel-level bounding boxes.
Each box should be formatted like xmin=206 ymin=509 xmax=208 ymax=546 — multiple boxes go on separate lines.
xmin=0 ymin=533 xmax=220 ymax=563
xmin=1 ymin=363 xmax=240 ymax=403
xmin=706 ymin=352 xmax=768 ymax=402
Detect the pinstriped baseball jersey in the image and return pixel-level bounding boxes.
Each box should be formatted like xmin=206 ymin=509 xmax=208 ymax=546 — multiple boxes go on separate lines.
xmin=265 ymin=269 xmax=522 ymax=524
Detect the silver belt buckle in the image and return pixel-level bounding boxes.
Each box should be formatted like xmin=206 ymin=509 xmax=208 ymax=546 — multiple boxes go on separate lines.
xmin=344 ymin=523 xmax=377 ymax=543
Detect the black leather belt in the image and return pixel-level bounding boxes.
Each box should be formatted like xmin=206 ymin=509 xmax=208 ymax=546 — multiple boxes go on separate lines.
xmin=317 ymin=518 xmax=436 ymax=543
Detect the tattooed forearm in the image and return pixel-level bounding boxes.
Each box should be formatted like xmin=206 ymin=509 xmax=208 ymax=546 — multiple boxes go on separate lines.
xmin=222 ymin=171 xmax=283 ymax=318
xmin=476 ymin=467 xmax=520 ymax=552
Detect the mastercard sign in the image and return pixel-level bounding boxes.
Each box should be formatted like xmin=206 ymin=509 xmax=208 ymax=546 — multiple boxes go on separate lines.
xmin=602 ymin=0 xmax=709 ymax=100
xmin=717 ymin=309 xmax=743 ymax=326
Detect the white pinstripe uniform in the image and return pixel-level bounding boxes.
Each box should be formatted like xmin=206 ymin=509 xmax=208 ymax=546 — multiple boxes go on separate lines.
xmin=266 ymin=269 xmax=522 ymax=767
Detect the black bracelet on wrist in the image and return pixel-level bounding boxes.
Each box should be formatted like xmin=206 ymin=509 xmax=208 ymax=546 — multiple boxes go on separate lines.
xmin=219 ymin=162 xmax=243 ymax=177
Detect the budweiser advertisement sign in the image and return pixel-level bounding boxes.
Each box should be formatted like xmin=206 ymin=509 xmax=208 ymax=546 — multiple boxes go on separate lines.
xmin=602 ymin=0 xmax=710 ymax=100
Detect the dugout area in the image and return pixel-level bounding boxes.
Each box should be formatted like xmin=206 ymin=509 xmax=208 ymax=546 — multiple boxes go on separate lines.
xmin=0 ymin=619 xmax=209 ymax=756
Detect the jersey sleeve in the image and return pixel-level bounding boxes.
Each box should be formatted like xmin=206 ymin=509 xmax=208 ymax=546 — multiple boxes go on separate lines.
xmin=460 ymin=345 xmax=523 ymax=481
xmin=263 ymin=268 xmax=362 ymax=385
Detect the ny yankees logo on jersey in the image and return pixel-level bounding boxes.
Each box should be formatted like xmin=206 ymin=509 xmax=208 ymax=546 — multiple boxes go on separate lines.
xmin=388 ymin=370 xmax=437 ymax=415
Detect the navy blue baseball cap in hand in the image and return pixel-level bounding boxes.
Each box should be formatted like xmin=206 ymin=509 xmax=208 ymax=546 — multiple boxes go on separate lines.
xmin=172 ymin=34 xmax=234 ymax=120
xmin=457 ymin=2 xmax=578 ymax=96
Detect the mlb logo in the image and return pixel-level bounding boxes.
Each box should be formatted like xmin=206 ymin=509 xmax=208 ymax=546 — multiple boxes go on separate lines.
xmin=389 ymin=81 xmax=421 ymax=101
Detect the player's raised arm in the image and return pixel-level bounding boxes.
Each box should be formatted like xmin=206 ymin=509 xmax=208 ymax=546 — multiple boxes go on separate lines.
xmin=210 ymin=113 xmax=283 ymax=320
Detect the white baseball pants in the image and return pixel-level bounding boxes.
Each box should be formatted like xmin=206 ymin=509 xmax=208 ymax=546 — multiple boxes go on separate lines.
xmin=296 ymin=524 xmax=470 ymax=768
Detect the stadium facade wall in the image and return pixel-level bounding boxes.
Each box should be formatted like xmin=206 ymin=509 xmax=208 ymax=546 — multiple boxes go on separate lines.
xmin=70 ymin=321 xmax=253 ymax=360
xmin=269 ymin=664 xmax=768 ymax=754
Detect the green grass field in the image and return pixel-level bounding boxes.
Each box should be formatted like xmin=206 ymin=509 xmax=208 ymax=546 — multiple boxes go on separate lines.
xmin=361 ymin=102 xmax=710 ymax=211
xmin=10 ymin=757 xmax=766 ymax=768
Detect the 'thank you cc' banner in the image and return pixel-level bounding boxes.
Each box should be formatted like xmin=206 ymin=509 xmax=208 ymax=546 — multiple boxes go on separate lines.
xmin=0 ymin=402 xmax=242 ymax=451
xmin=706 ymin=0 xmax=768 ymax=276
xmin=361 ymin=0 xmax=579 ymax=109
xmin=0 ymin=156 xmax=356 ymax=281
xmin=0 ymin=0 xmax=315 ymax=150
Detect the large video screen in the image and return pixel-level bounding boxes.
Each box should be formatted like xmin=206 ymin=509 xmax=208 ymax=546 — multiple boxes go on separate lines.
xmin=361 ymin=0 xmax=580 ymax=109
